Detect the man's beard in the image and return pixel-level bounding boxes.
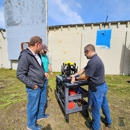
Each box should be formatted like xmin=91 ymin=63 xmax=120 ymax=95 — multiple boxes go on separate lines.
xmin=86 ymin=56 xmax=90 ymax=59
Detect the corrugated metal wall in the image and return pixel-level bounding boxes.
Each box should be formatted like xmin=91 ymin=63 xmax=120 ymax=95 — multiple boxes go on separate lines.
xmin=48 ymin=22 xmax=130 ymax=75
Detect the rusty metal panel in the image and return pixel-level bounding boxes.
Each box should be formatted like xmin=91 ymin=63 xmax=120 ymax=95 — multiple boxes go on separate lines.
xmin=4 ymin=0 xmax=47 ymax=60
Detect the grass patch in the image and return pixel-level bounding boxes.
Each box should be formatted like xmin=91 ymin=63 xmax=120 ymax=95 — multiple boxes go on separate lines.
xmin=0 ymin=69 xmax=130 ymax=130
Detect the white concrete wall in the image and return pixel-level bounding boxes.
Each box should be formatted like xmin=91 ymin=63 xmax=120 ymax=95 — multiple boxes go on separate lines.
xmin=48 ymin=21 xmax=130 ymax=75
xmin=1 ymin=21 xmax=130 ymax=74
xmin=0 ymin=30 xmax=9 ymax=69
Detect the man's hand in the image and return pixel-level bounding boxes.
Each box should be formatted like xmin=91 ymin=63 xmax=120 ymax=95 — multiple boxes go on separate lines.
xmin=33 ymin=85 xmax=38 ymax=90
xmin=71 ymin=76 xmax=76 ymax=84
xmin=45 ymin=73 xmax=49 ymax=79
xmin=70 ymin=75 xmax=75 ymax=79
xmin=50 ymin=72 xmax=54 ymax=77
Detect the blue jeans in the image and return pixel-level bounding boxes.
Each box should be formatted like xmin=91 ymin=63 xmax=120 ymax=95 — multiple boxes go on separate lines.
xmin=37 ymin=78 xmax=48 ymax=118
xmin=88 ymin=82 xmax=112 ymax=130
xmin=26 ymin=79 xmax=48 ymax=127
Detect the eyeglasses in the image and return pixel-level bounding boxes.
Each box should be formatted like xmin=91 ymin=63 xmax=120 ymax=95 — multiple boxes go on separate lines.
xmin=38 ymin=43 xmax=43 ymax=47
xmin=84 ymin=49 xmax=90 ymax=53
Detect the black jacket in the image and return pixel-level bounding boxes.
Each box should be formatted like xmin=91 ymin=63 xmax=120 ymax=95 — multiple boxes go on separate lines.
xmin=17 ymin=48 xmax=45 ymax=88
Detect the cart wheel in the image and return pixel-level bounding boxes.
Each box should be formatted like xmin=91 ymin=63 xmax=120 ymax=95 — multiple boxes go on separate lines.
xmin=65 ymin=115 xmax=69 ymax=123
xmin=65 ymin=118 xmax=69 ymax=123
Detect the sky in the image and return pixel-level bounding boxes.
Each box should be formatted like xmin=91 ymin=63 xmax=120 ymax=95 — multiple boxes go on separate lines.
xmin=0 ymin=0 xmax=130 ymax=28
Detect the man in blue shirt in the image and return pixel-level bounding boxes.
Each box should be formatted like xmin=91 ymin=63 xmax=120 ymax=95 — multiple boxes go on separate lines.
xmin=39 ymin=44 xmax=54 ymax=121
xmin=71 ymin=44 xmax=112 ymax=130
xmin=41 ymin=45 xmax=53 ymax=75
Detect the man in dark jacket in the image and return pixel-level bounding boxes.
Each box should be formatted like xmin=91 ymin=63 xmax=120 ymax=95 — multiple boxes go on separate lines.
xmin=17 ymin=36 xmax=48 ymax=130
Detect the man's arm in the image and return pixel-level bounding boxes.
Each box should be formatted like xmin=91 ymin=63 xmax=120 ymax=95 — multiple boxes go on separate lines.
xmin=76 ymin=74 xmax=89 ymax=80
xmin=71 ymin=68 xmax=89 ymax=84
xmin=48 ymin=63 xmax=54 ymax=76
xmin=71 ymin=68 xmax=85 ymax=77
xmin=71 ymin=74 xmax=89 ymax=84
